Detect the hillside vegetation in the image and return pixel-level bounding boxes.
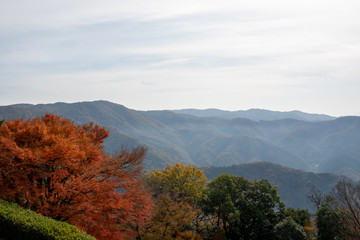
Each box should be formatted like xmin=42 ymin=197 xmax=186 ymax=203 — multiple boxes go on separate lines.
xmin=202 ymin=161 xmax=346 ymax=211
xmin=1 ymin=112 xmax=358 ymax=239
xmin=1 ymin=101 xmax=359 ymax=179
xmin=0 ymin=200 xmax=95 ymax=240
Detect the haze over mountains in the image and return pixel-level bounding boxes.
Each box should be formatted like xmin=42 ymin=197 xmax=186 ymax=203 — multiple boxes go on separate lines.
xmin=1 ymin=100 xmax=359 ymax=178
xmin=2 ymin=100 xmax=358 ymax=210
xmin=173 ymin=108 xmax=335 ymax=121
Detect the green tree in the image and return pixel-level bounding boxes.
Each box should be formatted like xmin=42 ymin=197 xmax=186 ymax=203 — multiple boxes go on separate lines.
xmin=201 ymin=174 xmax=284 ymax=240
xmin=274 ymin=217 xmax=307 ymax=240
xmin=284 ymin=208 xmax=310 ymax=227
xmin=316 ymin=195 xmax=349 ymax=240
xmin=201 ymin=174 xmax=238 ymax=238
xmin=0 ymin=119 xmax=4 ymax=126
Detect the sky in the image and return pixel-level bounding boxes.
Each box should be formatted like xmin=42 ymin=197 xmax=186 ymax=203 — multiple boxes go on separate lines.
xmin=0 ymin=0 xmax=359 ymax=116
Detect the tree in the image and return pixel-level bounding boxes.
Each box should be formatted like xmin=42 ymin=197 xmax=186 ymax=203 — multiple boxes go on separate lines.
xmin=146 ymin=163 xmax=207 ymax=202
xmin=333 ymin=179 xmax=360 ymax=239
xmin=0 ymin=114 xmax=151 ymax=240
xmin=201 ymin=174 xmax=284 ymax=240
xmin=307 ymin=183 xmax=325 ymax=210
xmin=142 ymin=193 xmax=200 ymax=240
xmin=143 ymin=163 xmax=207 ymax=239
xmin=283 ymin=208 xmax=310 ymax=228
xmin=200 ymin=174 xmax=238 ymax=238
xmin=316 ymin=195 xmax=349 ymax=240
xmin=274 ymin=217 xmax=307 ymax=240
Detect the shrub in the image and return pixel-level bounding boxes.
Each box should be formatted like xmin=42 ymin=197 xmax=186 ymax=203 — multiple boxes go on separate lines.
xmin=0 ymin=200 xmax=95 ymax=240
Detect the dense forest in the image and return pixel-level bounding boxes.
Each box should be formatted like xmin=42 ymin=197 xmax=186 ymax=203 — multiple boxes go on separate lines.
xmin=1 ymin=114 xmax=360 ymax=240
xmin=202 ymin=162 xmax=345 ymax=212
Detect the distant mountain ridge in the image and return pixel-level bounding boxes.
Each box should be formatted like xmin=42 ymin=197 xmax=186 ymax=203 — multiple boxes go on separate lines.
xmin=1 ymin=100 xmax=359 ymax=180
xmin=172 ymin=108 xmax=336 ymax=121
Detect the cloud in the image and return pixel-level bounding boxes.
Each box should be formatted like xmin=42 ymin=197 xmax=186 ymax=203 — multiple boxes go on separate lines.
xmin=0 ymin=0 xmax=360 ymax=116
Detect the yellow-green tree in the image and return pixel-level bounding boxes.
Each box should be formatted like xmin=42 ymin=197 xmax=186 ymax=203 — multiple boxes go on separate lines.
xmin=143 ymin=163 xmax=207 ymax=239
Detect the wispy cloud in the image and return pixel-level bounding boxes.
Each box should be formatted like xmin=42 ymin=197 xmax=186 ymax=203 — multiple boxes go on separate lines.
xmin=0 ymin=0 xmax=359 ymax=116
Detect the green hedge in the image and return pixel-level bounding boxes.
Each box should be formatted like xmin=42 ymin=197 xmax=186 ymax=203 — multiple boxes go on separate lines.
xmin=0 ymin=200 xmax=95 ymax=240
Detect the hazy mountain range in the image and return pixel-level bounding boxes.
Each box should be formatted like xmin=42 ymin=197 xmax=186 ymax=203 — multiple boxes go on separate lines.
xmin=173 ymin=108 xmax=335 ymax=121
xmin=1 ymin=100 xmax=357 ymax=210
xmin=1 ymin=100 xmax=359 ymax=177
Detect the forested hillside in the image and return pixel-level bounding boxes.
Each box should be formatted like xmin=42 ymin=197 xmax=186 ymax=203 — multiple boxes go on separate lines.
xmin=1 ymin=111 xmax=358 ymax=239
xmin=202 ymin=162 xmax=345 ymax=211
xmin=1 ymin=100 xmax=360 ymax=179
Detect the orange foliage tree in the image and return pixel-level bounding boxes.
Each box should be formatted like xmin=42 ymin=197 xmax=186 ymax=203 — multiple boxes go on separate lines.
xmin=0 ymin=114 xmax=151 ymax=240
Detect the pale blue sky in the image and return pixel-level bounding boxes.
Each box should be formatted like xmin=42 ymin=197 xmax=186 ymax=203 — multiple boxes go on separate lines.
xmin=1 ymin=0 xmax=359 ymax=116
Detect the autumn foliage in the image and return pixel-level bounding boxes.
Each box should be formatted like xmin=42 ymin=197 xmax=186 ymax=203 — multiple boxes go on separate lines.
xmin=144 ymin=163 xmax=207 ymax=239
xmin=0 ymin=114 xmax=151 ymax=240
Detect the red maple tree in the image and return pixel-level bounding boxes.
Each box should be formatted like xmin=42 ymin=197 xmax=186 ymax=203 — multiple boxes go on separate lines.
xmin=0 ymin=114 xmax=151 ymax=239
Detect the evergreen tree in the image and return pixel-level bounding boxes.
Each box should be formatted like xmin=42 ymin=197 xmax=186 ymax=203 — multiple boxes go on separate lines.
xmin=316 ymin=195 xmax=349 ymax=240
xmin=201 ymin=174 xmax=285 ymax=240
